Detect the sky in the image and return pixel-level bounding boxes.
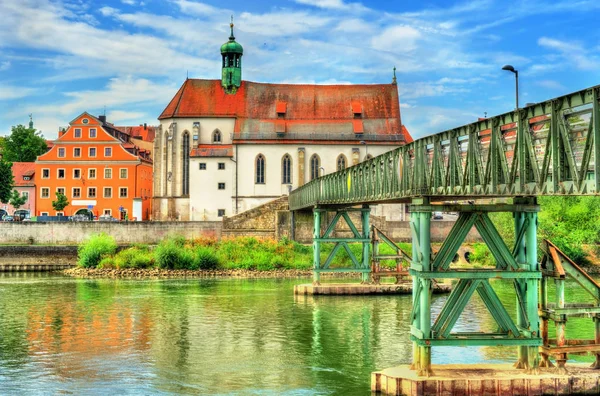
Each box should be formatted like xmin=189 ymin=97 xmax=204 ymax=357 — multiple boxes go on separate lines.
xmin=1 ymin=0 xmax=600 ymax=140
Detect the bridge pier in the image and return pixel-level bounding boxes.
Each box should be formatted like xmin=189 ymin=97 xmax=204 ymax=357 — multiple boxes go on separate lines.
xmin=311 ymin=205 xmax=371 ymax=284
xmin=408 ymin=199 xmax=541 ymax=378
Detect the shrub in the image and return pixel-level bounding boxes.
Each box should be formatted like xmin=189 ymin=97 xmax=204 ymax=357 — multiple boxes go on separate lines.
xmin=193 ymin=246 xmax=220 ymax=270
xmin=155 ymin=239 xmax=194 ymax=269
xmin=98 ymin=257 xmax=116 ymax=269
xmin=114 ymin=247 xmax=154 ymax=269
xmin=78 ymin=233 xmax=118 ymax=268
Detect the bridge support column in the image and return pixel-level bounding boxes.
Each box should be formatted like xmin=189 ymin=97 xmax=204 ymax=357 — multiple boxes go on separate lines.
xmin=311 ymin=206 xmax=371 ymax=283
xmin=410 ymin=198 xmax=433 ymax=376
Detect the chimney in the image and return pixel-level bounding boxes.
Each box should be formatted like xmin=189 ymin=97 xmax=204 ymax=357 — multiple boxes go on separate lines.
xmin=99 ymin=115 xmax=106 ymax=124
xmin=144 ymin=123 xmax=147 ymax=130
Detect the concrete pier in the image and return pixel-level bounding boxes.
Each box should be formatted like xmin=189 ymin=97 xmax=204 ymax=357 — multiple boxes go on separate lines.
xmin=294 ymin=282 xmax=451 ymax=295
xmin=372 ymin=363 xmax=600 ymax=395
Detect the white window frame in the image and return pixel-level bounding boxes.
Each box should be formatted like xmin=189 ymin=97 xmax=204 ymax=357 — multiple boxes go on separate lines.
xmin=41 ymin=188 xmax=50 ymax=198
xmin=73 ymin=169 xmax=81 ymax=179
xmin=73 ymin=147 xmax=81 ymax=158
xmin=72 ymin=187 xmax=81 ymax=199
xmin=58 ymin=147 xmax=66 ymax=158
xmin=105 ymin=147 xmax=112 ymax=157
xmin=42 ymin=168 xmax=50 ymax=179
xmin=119 ymin=168 xmax=128 ymax=179
xmin=56 ymin=187 xmax=66 ymax=196
xmin=104 ymin=168 xmax=112 ymax=179
xmin=74 ymin=128 xmax=82 ymax=138
xmin=89 ymin=147 xmax=97 ymax=158
xmin=103 ymin=209 xmax=112 ymax=216
xmin=119 ymin=187 xmax=128 ymax=198
xmin=103 ymin=187 xmax=112 ymax=198
xmin=88 ymin=187 xmax=97 ymax=198
xmin=88 ymin=168 xmax=96 ymax=179
xmin=57 ymin=168 xmax=66 ymax=179
xmin=22 ymin=191 xmax=29 ymax=202
xmin=89 ymin=128 xmax=97 ymax=138
xmin=40 ymin=212 xmax=49 ymax=216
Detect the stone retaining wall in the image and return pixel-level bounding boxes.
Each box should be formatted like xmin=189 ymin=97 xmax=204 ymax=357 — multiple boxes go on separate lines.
xmin=0 ymin=221 xmax=221 ymax=245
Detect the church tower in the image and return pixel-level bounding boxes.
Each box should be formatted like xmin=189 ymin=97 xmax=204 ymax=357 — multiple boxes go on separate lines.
xmin=221 ymin=17 xmax=243 ymax=94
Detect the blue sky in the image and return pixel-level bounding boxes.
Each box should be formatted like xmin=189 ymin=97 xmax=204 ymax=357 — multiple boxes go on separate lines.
xmin=1 ymin=0 xmax=600 ymax=139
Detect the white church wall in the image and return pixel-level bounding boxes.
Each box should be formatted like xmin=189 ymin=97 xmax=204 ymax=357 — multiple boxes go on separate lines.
xmin=189 ymin=156 xmax=233 ymax=221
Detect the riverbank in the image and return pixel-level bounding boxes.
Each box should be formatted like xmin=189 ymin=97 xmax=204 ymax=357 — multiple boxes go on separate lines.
xmin=63 ymin=267 xmax=316 ymax=279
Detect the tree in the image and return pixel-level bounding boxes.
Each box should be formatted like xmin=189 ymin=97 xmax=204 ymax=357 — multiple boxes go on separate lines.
xmin=52 ymin=192 xmax=69 ymax=213
xmin=8 ymin=190 xmax=27 ymax=211
xmin=4 ymin=124 xmax=47 ymax=162
xmin=0 ymin=160 xmax=14 ymax=204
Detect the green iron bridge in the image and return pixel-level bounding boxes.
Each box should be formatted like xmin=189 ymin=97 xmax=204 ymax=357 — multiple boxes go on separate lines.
xmin=288 ymin=84 xmax=600 ymax=376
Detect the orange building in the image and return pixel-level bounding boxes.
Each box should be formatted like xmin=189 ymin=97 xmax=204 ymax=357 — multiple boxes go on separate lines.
xmin=35 ymin=112 xmax=153 ymax=220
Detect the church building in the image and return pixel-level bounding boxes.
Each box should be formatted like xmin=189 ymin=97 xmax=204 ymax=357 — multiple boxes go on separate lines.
xmin=153 ymin=21 xmax=412 ymax=221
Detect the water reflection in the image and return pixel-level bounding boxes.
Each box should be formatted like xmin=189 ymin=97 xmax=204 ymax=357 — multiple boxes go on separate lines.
xmin=0 ymin=275 xmax=596 ymax=394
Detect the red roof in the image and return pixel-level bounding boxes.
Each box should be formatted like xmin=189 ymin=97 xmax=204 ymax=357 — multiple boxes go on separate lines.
xmin=159 ymin=79 xmax=411 ymax=143
xmin=190 ymin=144 xmax=233 ymax=158
xmin=12 ymin=162 xmax=36 ymax=187
xmin=114 ymin=125 xmax=156 ymax=142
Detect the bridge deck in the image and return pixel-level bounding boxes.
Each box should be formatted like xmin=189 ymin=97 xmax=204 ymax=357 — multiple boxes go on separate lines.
xmin=290 ymin=85 xmax=600 ymax=210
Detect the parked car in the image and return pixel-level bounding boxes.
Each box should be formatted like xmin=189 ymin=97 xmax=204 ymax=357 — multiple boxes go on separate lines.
xmin=72 ymin=214 xmax=91 ymax=222
xmin=432 ymin=212 xmax=444 ymax=220
xmin=2 ymin=215 xmax=14 ymax=222
xmin=98 ymin=215 xmax=119 ymax=222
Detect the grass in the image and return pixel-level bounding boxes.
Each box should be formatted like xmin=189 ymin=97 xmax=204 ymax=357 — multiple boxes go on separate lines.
xmin=76 ymin=235 xmax=411 ymax=271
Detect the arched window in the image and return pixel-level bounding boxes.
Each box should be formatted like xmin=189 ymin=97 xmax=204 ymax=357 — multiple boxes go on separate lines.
xmin=282 ymin=154 xmax=291 ymax=184
xmin=310 ymin=154 xmax=320 ymax=180
xmin=337 ymin=154 xmax=347 ymax=171
xmin=213 ymin=130 xmax=222 ymax=143
xmin=182 ymin=132 xmax=190 ymax=196
xmin=256 ymin=154 xmax=265 ymax=184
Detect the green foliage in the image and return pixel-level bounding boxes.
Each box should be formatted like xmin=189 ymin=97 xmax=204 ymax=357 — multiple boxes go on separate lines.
xmin=78 ymin=233 xmax=118 ymax=268
xmin=114 ymin=247 xmax=154 ymax=269
xmin=469 ymin=243 xmax=494 ymax=267
xmin=51 ymin=192 xmax=69 ymax=212
xmin=8 ymin=190 xmax=27 ymax=210
xmin=155 ymin=239 xmax=194 ymax=269
xmin=3 ymin=124 xmax=47 ymax=163
xmin=536 ymin=197 xmax=600 ymax=264
xmin=192 ymin=246 xmax=219 ymax=270
xmin=0 ymin=160 xmax=14 ymax=204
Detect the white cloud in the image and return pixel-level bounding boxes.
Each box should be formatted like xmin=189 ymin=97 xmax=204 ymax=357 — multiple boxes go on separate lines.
xmin=0 ymin=86 xmax=36 ymax=100
xmin=99 ymin=7 xmax=118 ymax=17
xmin=538 ymin=37 xmax=600 ymax=70
xmin=535 ymin=80 xmax=566 ymax=91
xmin=121 ymin=0 xmax=137 ymax=5
xmin=371 ymin=26 xmax=421 ymax=52
xmin=171 ymin=0 xmax=221 ymax=16
xmin=0 ymin=61 xmax=10 ymax=71
xmin=107 ymin=110 xmax=147 ymax=123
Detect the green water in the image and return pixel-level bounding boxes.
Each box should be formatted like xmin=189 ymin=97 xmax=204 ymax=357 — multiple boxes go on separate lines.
xmin=0 ymin=274 xmax=595 ymax=395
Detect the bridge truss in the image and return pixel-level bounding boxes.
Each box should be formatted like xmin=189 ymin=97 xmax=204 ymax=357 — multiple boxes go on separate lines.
xmin=289 ymin=85 xmax=599 ymax=211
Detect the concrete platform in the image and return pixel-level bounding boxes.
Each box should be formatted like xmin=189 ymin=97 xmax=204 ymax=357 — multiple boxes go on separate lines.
xmin=372 ymin=363 xmax=600 ymax=395
xmin=294 ymin=282 xmax=451 ymax=295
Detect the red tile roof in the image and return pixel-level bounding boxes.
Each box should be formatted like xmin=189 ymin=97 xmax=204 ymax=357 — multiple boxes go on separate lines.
xmin=114 ymin=125 xmax=156 ymax=142
xmin=190 ymin=144 xmax=234 ymax=158
xmin=12 ymin=162 xmax=36 ymax=187
xmin=159 ymin=79 xmax=411 ymax=143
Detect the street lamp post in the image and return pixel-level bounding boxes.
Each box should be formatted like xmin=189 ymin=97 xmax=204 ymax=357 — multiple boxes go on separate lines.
xmin=360 ymin=140 xmax=368 ymax=161
xmin=502 ymin=65 xmax=519 ymax=110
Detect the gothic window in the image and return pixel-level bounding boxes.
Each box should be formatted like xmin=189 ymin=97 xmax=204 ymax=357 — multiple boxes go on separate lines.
xmin=213 ymin=130 xmax=222 ymax=143
xmin=337 ymin=154 xmax=347 ymax=171
xmin=310 ymin=154 xmax=321 ymax=180
xmin=282 ymin=154 xmax=291 ymax=184
xmin=256 ymin=154 xmax=265 ymax=184
xmin=236 ymin=57 xmax=240 ymax=67
xmin=182 ymin=132 xmax=190 ymax=196
xmin=223 ymin=55 xmax=228 ymax=67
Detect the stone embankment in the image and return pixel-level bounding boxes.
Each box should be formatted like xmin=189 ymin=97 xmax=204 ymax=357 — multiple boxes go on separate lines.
xmin=64 ymin=267 xmax=314 ymax=279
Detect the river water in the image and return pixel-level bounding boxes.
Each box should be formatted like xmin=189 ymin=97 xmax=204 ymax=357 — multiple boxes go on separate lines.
xmin=0 ymin=273 xmax=595 ymax=395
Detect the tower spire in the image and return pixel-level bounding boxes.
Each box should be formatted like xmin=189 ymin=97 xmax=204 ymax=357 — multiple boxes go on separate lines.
xmin=229 ymin=15 xmax=235 ymax=40
xmin=29 ymin=113 xmax=33 ymax=129
xmin=392 ymin=66 xmax=397 ymax=85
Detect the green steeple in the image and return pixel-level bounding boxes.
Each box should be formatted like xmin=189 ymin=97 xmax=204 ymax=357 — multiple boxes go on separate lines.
xmin=221 ymin=16 xmax=243 ymax=94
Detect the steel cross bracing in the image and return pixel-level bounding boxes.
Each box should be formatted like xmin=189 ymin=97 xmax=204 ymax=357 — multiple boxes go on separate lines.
xmin=289 ymin=85 xmax=600 ymax=211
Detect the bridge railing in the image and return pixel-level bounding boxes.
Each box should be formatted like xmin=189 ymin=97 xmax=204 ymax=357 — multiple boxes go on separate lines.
xmin=289 ymin=85 xmax=600 ymax=210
